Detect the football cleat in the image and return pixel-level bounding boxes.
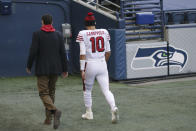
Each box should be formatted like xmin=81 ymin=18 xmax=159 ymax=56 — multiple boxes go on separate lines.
xmin=111 ymin=107 xmax=119 ymax=124
xmin=82 ymin=111 xmax=93 ymax=120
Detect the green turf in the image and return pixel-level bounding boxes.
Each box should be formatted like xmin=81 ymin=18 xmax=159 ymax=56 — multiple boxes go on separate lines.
xmin=0 ymin=75 xmax=196 ymax=131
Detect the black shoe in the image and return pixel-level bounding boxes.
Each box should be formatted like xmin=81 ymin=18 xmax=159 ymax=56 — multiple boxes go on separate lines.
xmin=53 ymin=110 xmax=62 ymax=129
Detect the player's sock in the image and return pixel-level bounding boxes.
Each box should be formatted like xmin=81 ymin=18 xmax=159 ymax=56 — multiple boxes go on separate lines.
xmin=83 ymin=90 xmax=92 ymax=108
xmin=86 ymin=107 xmax=92 ymax=112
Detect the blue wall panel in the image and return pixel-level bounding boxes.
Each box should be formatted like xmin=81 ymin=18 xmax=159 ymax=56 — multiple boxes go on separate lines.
xmin=108 ymin=29 xmax=126 ymax=80
xmin=0 ymin=0 xmax=70 ymax=77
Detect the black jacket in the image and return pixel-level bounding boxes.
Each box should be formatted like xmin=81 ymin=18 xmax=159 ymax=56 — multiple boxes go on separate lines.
xmin=27 ymin=30 xmax=67 ymax=75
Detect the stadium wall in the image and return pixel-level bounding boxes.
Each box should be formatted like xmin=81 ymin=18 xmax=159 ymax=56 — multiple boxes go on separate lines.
xmin=126 ymin=41 xmax=168 ymax=79
xmin=0 ymin=0 xmax=70 ymax=77
xmin=165 ymin=24 xmax=196 ymax=75
xmin=1 ymin=0 xmax=195 ymax=80
xmin=163 ymin=0 xmax=196 ymax=11
xmin=125 ymin=24 xmax=196 ymax=80
xmin=0 ymin=0 xmax=119 ymax=77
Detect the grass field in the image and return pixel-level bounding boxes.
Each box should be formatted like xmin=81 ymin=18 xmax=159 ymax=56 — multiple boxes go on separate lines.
xmin=0 ymin=75 xmax=196 ymax=131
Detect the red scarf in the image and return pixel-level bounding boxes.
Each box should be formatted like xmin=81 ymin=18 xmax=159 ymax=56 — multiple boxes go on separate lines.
xmin=41 ymin=25 xmax=55 ymax=32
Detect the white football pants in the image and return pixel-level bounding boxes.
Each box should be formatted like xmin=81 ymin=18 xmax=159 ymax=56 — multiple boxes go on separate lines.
xmin=83 ymin=59 xmax=116 ymax=111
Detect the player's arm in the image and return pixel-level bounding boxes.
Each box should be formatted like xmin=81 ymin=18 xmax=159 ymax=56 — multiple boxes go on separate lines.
xmin=105 ymin=51 xmax=111 ymax=62
xmin=105 ymin=30 xmax=111 ymax=62
xmin=76 ymin=31 xmax=86 ymax=80
xmin=79 ymin=42 xmax=86 ymax=80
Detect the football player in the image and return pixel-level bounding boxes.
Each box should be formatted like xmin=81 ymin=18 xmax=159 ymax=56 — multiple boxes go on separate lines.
xmin=76 ymin=12 xmax=119 ymax=123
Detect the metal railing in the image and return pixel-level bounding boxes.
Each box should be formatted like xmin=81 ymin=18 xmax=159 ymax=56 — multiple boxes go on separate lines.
xmin=101 ymin=0 xmax=120 ymax=9
xmin=75 ymin=0 xmax=119 ymax=15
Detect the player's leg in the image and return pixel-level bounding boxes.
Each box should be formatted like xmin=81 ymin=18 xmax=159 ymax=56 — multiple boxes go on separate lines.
xmin=96 ymin=61 xmax=119 ymax=123
xmin=82 ymin=83 xmax=94 ymax=119
xmin=96 ymin=72 xmax=117 ymax=110
xmin=82 ymin=62 xmax=96 ymax=119
xmin=96 ymin=64 xmax=116 ymax=110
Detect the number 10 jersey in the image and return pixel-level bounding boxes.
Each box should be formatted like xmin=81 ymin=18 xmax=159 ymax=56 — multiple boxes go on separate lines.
xmin=76 ymin=29 xmax=111 ymax=61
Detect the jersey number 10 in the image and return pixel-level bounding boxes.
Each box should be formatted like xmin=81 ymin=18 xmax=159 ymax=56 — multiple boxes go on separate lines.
xmin=90 ymin=36 xmax=105 ymax=53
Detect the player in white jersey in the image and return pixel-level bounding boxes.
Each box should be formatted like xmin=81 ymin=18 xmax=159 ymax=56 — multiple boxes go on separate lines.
xmin=76 ymin=12 xmax=119 ymax=123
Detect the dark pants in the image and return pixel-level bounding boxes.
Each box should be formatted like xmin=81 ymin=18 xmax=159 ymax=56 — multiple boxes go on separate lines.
xmin=37 ymin=75 xmax=58 ymax=119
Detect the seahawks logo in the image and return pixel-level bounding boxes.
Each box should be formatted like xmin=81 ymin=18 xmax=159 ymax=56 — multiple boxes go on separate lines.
xmin=131 ymin=46 xmax=188 ymax=72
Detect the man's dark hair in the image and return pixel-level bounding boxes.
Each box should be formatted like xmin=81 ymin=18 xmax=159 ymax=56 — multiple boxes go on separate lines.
xmin=42 ymin=14 xmax=53 ymax=25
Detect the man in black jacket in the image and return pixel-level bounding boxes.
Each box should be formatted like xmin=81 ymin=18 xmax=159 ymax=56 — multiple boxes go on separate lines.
xmin=26 ymin=14 xmax=68 ymax=129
